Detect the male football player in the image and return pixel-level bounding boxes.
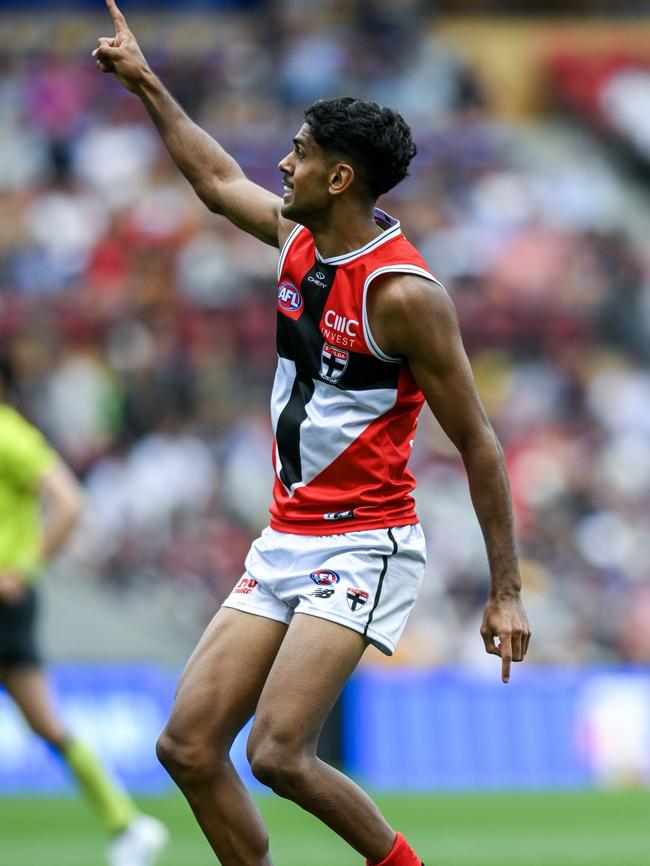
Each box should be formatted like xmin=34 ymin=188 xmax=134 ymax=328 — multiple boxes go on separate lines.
xmin=94 ymin=4 xmax=530 ymax=865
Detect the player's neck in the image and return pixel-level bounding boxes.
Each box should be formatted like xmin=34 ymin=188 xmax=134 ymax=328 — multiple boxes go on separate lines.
xmin=309 ymin=206 xmax=382 ymax=261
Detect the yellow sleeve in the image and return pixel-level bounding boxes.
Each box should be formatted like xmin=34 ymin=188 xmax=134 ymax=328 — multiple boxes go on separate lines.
xmin=0 ymin=408 xmax=58 ymax=490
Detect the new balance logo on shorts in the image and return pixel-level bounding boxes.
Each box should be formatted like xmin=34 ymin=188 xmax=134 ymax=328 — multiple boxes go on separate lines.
xmin=346 ymin=588 xmax=368 ymax=611
xmin=311 ymin=588 xmax=335 ymax=599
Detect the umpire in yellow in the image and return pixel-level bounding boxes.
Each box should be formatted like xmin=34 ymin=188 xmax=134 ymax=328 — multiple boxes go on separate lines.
xmin=0 ymin=353 xmax=168 ymax=866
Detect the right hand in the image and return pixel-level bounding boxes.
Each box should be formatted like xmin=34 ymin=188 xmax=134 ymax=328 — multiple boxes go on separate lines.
xmin=92 ymin=0 xmax=150 ymax=93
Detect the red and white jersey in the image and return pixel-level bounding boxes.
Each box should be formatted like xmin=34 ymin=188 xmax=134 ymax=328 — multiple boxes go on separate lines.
xmin=270 ymin=208 xmax=440 ymax=535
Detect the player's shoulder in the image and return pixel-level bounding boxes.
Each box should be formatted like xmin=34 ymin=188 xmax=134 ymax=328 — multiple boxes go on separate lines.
xmin=0 ymin=404 xmax=35 ymax=435
xmin=277 ymin=217 xmax=300 ymax=251
xmin=0 ymin=405 xmax=52 ymax=458
xmin=371 ymin=270 xmax=455 ymax=323
xmin=367 ymin=270 xmax=459 ymax=359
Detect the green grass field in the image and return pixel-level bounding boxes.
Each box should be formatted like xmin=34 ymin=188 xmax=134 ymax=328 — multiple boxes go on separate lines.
xmin=2 ymin=790 xmax=649 ymax=866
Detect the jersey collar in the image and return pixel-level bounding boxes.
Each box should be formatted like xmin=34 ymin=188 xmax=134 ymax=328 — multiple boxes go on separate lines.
xmin=314 ymin=208 xmax=401 ymax=266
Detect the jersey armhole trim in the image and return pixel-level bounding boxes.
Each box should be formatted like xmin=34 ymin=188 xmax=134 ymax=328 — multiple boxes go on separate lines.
xmin=362 ymin=265 xmax=443 ymax=363
xmin=277 ymin=223 xmax=305 ymax=280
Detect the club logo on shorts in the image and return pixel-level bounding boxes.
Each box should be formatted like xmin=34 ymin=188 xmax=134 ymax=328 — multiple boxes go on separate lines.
xmin=347 ymin=588 xmax=369 ymax=611
xmin=277 ymin=281 xmax=303 ymax=319
xmin=320 ymin=343 xmax=349 ymax=384
xmin=233 ymin=577 xmax=258 ymax=595
xmin=311 ymin=588 xmax=335 ymax=599
xmin=310 ymin=569 xmax=340 ymax=586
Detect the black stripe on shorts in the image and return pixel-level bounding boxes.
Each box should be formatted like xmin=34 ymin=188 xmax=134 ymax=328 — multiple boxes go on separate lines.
xmin=363 ymin=528 xmax=398 ymax=638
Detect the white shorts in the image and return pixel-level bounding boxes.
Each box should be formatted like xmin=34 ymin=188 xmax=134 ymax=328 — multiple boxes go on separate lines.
xmin=222 ymin=524 xmax=426 ymax=655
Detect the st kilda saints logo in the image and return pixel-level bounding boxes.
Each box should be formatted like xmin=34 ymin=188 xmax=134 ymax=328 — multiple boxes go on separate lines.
xmin=320 ymin=343 xmax=349 ymax=384
xmin=347 ymin=588 xmax=369 ymax=611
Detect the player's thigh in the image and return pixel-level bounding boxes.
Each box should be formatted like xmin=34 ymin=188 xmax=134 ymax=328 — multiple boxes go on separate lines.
xmin=3 ymin=666 xmax=69 ymax=743
xmin=167 ymin=607 xmax=288 ymax=747
xmin=249 ymin=613 xmax=367 ymax=754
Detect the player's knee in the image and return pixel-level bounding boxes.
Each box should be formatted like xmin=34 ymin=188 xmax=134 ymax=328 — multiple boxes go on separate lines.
xmin=155 ymin=728 xmax=181 ymax=774
xmin=156 ymin=727 xmax=216 ymax=784
xmin=249 ymin=752 xmax=299 ymax=794
xmin=248 ymin=740 xmax=305 ymax=796
xmin=30 ymin=721 xmax=68 ymax=748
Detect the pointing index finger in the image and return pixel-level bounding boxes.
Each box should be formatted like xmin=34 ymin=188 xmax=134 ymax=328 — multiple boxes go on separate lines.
xmin=106 ymin=0 xmax=127 ymax=33
xmin=499 ymin=633 xmax=512 ymax=684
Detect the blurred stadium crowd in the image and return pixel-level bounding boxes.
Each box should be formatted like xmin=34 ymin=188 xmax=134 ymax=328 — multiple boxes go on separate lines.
xmin=2 ymin=1 xmax=650 ymax=666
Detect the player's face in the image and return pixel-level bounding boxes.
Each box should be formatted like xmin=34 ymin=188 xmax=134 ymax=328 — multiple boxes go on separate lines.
xmin=278 ymin=124 xmax=332 ymax=222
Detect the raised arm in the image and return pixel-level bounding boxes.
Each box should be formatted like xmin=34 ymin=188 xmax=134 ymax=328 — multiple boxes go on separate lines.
xmin=93 ymin=0 xmax=293 ymax=247
xmin=367 ymin=274 xmax=531 ymax=683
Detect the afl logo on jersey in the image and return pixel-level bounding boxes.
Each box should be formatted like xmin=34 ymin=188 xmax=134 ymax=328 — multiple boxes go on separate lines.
xmin=309 ymin=569 xmax=340 ymax=586
xmin=277 ymin=281 xmax=304 ymax=319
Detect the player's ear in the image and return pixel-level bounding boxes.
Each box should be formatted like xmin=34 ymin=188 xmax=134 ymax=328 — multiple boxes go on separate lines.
xmin=328 ymin=162 xmax=355 ymax=196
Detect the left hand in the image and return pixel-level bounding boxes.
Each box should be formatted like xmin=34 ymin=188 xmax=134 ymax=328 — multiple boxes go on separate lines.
xmin=480 ymin=593 xmax=531 ymax=684
xmin=0 ymin=572 xmax=27 ymax=604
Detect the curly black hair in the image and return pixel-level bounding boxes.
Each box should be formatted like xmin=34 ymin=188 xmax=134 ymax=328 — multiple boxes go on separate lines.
xmin=304 ymin=97 xmax=417 ymax=200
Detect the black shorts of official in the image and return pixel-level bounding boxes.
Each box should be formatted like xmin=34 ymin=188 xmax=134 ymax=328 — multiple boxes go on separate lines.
xmin=0 ymin=585 xmax=42 ymax=667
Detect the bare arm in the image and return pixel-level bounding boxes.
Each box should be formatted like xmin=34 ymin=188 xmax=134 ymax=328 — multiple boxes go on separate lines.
xmin=39 ymin=461 xmax=84 ymax=562
xmin=0 ymin=460 xmax=83 ymax=604
xmin=368 ymin=274 xmax=531 ymax=682
xmin=93 ymin=0 xmax=294 ymax=247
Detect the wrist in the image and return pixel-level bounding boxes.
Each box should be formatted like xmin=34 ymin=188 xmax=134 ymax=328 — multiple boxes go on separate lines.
xmin=488 ymin=584 xmax=521 ymax=601
xmin=133 ymin=66 xmax=160 ymax=98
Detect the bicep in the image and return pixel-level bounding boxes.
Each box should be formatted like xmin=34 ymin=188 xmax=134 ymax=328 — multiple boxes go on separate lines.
xmin=409 ymin=346 xmax=492 ymax=453
xmin=398 ymin=286 xmax=492 ymax=451
xmin=200 ymin=175 xmax=295 ymax=248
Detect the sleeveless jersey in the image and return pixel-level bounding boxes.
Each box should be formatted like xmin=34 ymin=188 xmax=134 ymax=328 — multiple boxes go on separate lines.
xmin=270 ymin=208 xmax=440 ymax=535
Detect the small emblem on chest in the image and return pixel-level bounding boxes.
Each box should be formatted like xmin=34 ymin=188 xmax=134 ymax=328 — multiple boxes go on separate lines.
xmin=320 ymin=343 xmax=349 ymax=384
xmin=307 ymin=271 xmax=328 ymax=288
xmin=277 ymin=281 xmax=304 ymax=319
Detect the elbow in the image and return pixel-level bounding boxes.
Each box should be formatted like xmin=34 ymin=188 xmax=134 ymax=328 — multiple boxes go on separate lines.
xmin=457 ymin=423 xmax=504 ymax=464
xmin=196 ymin=188 xmax=222 ymax=214
xmin=459 ymin=433 xmax=511 ymax=495
xmin=193 ymin=184 xmax=220 ymax=213
xmin=62 ymin=485 xmax=84 ymax=531
xmin=69 ymin=496 xmax=84 ymax=528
